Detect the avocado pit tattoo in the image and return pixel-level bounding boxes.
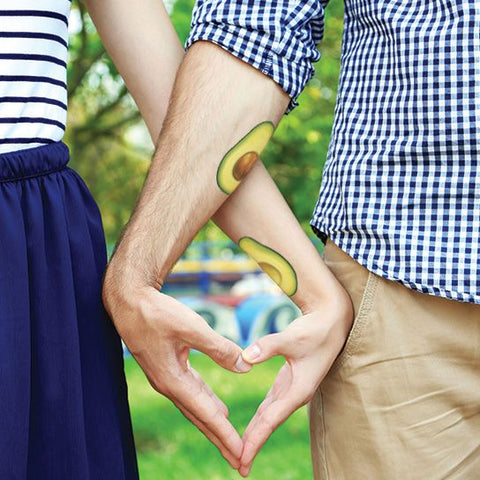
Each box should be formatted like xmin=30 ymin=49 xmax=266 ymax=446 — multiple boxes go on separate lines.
xmin=232 ymin=151 xmax=259 ymax=181
xmin=216 ymin=121 xmax=274 ymax=194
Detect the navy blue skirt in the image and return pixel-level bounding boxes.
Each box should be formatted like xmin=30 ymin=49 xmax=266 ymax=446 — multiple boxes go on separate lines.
xmin=0 ymin=143 xmax=138 ymax=479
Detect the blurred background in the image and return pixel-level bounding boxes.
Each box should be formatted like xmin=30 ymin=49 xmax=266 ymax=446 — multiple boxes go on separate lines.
xmin=67 ymin=0 xmax=344 ymax=478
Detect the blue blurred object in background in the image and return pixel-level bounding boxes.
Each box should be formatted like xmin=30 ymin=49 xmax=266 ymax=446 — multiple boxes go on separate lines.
xmin=235 ymin=293 xmax=278 ymax=346
xmin=177 ymin=296 xmax=241 ymax=345
xmin=234 ymin=293 xmax=300 ymax=347
xmin=247 ymin=299 xmax=300 ymax=345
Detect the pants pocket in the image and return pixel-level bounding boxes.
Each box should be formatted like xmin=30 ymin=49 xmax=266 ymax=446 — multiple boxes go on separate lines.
xmin=311 ymin=243 xmax=480 ymax=480
xmin=321 ymin=238 xmax=379 ymax=374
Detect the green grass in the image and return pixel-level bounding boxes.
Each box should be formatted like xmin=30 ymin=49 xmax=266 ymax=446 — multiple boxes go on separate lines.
xmin=125 ymin=354 xmax=312 ymax=480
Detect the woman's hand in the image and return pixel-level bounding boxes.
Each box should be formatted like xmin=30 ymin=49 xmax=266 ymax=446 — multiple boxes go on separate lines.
xmin=238 ymin=294 xmax=354 ymax=476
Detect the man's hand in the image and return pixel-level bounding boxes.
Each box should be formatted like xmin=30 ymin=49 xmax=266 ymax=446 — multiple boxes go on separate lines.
xmin=238 ymin=294 xmax=354 ymax=477
xmin=103 ymin=267 xmax=252 ymax=469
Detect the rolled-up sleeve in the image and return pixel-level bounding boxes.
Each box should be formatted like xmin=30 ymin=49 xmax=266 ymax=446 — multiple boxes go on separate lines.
xmin=185 ymin=0 xmax=329 ymax=113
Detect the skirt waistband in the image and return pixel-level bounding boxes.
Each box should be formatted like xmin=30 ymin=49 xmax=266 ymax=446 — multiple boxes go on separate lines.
xmin=0 ymin=142 xmax=70 ymax=182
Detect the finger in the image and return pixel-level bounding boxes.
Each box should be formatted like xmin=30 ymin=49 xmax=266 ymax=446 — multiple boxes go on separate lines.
xmin=242 ymin=331 xmax=293 ymax=365
xmin=241 ymin=390 xmax=308 ymax=473
xmin=253 ymin=363 xmax=291 ymax=418
xmin=239 ymin=365 xmax=294 ymax=476
xmin=189 ymin=365 xmax=229 ymax=417
xmin=171 ymin=369 xmax=243 ymax=459
xmin=242 ymin=364 xmax=292 ymax=446
xmin=188 ymin=319 xmax=251 ymax=373
xmin=253 ymin=385 xmax=276 ymax=420
xmin=175 ymin=401 xmax=240 ymax=469
xmin=240 ymin=398 xmax=296 ymax=476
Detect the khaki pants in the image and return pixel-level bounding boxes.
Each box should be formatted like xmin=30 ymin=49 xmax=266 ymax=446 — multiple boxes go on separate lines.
xmin=309 ymin=238 xmax=480 ymax=479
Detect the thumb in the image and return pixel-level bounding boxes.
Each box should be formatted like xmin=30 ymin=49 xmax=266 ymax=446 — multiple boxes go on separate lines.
xmin=241 ymin=332 xmax=289 ymax=365
xmin=193 ymin=323 xmax=252 ymax=374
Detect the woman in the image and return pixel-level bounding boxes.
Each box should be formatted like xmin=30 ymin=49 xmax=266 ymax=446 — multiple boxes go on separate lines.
xmin=0 ymin=1 xmax=184 ymax=477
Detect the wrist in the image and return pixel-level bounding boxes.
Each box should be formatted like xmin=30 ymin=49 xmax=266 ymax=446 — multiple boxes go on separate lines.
xmin=297 ymin=277 xmax=353 ymax=316
xmin=300 ymin=286 xmax=354 ymax=354
xmin=102 ymin=243 xmax=163 ymax=321
xmin=108 ymin=216 xmax=169 ymax=289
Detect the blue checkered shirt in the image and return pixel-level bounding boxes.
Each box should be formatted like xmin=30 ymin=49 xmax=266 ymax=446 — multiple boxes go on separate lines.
xmin=186 ymin=0 xmax=480 ymax=305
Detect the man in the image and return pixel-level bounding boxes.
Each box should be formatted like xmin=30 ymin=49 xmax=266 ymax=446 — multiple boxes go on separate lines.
xmin=104 ymin=0 xmax=480 ymax=478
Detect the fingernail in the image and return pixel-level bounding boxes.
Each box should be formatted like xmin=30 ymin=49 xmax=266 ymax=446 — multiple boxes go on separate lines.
xmin=235 ymin=355 xmax=252 ymax=373
xmin=242 ymin=344 xmax=261 ymax=363
xmin=239 ymin=465 xmax=249 ymax=477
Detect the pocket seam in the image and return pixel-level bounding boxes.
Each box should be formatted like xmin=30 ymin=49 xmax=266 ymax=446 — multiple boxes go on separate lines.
xmin=328 ymin=271 xmax=379 ymax=374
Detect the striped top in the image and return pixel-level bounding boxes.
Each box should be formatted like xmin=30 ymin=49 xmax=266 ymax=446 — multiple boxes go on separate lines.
xmin=0 ymin=1 xmax=70 ymax=154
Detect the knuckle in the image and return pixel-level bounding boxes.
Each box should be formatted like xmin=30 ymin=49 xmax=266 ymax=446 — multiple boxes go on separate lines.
xmin=150 ymin=377 xmax=169 ymax=396
xmin=211 ymin=341 xmax=235 ymax=364
xmin=257 ymin=413 xmax=274 ymax=435
xmin=263 ymin=333 xmax=285 ymax=356
xmin=149 ymin=369 xmax=183 ymax=399
xmin=202 ymin=412 xmax=220 ymax=431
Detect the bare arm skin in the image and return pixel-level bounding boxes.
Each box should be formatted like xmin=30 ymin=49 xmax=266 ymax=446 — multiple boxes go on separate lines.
xmin=84 ymin=0 xmax=183 ymax=139
xmin=85 ymin=1 xmax=353 ymax=473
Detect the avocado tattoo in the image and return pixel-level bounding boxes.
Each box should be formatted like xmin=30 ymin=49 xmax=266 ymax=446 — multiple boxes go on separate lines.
xmin=238 ymin=236 xmax=298 ymax=296
xmin=216 ymin=121 xmax=274 ymax=194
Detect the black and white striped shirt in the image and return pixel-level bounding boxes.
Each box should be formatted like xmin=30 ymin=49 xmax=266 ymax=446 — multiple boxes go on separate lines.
xmin=0 ymin=1 xmax=70 ymax=154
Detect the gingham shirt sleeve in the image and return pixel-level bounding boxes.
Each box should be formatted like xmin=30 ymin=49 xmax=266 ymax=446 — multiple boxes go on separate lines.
xmin=185 ymin=0 xmax=329 ymax=113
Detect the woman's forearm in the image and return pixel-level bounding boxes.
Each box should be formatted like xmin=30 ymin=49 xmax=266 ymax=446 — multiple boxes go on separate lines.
xmin=212 ymin=160 xmax=346 ymax=313
xmin=84 ymin=0 xmax=184 ymax=140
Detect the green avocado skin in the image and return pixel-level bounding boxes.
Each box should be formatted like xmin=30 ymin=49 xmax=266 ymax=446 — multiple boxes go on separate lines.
xmin=238 ymin=236 xmax=298 ymax=296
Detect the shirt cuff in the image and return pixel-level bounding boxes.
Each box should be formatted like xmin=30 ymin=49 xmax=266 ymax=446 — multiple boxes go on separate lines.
xmin=185 ymin=22 xmax=319 ymax=114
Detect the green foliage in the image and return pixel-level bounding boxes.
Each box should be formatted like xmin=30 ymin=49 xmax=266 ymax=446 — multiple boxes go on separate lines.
xmin=126 ymin=354 xmax=312 ymax=479
xmin=170 ymin=0 xmax=196 ymax=43
xmin=66 ymin=0 xmax=344 ymax=246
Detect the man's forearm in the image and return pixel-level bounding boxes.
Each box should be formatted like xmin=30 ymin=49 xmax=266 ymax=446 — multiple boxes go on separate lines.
xmin=109 ymin=41 xmax=349 ymax=318
xmin=86 ymin=1 xmax=348 ymax=313
xmin=109 ymin=42 xmax=288 ymax=288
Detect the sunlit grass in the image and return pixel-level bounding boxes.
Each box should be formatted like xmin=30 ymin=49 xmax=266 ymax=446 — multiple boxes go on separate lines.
xmin=125 ymin=354 xmax=312 ymax=480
